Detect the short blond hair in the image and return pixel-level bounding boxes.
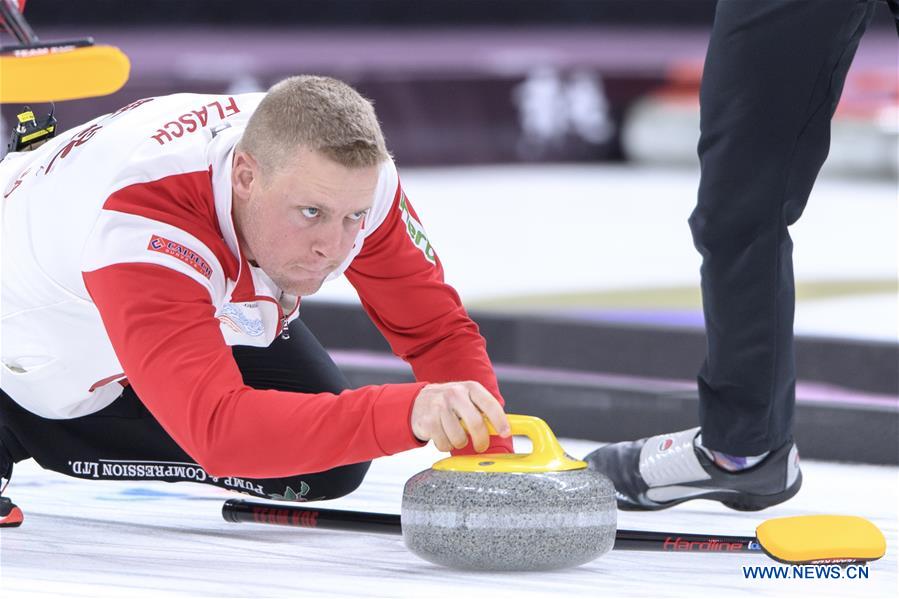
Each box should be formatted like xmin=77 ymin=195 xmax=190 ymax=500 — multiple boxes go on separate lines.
xmin=238 ymin=75 xmax=389 ymax=175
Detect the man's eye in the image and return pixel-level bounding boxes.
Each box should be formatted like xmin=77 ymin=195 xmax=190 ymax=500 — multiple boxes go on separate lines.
xmin=347 ymin=210 xmax=368 ymax=222
xmin=300 ymin=207 xmax=320 ymax=218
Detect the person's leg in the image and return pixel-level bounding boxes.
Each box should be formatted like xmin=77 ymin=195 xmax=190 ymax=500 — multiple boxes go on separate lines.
xmin=691 ymin=0 xmax=877 ymax=456
xmin=0 ymin=318 xmax=369 ymax=502
xmin=586 ymin=0 xmax=878 ymax=510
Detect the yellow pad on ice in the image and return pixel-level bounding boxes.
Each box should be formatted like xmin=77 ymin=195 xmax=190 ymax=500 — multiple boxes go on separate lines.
xmin=1 ymin=44 xmax=130 ymax=103
xmin=756 ymin=515 xmax=886 ymax=564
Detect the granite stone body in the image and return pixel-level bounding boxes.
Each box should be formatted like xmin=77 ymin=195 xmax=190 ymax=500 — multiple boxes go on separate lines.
xmin=401 ymin=468 xmax=616 ymax=571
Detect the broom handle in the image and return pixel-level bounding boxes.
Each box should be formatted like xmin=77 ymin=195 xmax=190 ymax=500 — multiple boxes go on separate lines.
xmin=223 ymin=499 xmax=402 ymax=536
xmin=222 ymin=499 xmax=761 ymax=554
xmin=0 ymin=0 xmax=38 ymax=44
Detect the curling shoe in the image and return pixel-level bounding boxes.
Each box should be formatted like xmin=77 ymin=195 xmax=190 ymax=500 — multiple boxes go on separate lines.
xmin=0 ymin=440 xmax=23 ymax=527
xmin=584 ymin=427 xmax=802 ymax=511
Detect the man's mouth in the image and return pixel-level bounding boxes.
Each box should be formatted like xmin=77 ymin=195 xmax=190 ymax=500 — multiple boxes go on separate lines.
xmin=294 ymin=265 xmax=332 ymax=278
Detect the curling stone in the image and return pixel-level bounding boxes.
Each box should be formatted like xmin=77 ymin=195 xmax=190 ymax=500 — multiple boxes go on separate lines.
xmin=401 ymin=414 xmax=616 ymax=571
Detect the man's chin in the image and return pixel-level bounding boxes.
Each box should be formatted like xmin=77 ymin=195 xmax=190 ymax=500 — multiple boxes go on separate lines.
xmin=281 ymin=277 xmax=326 ymax=297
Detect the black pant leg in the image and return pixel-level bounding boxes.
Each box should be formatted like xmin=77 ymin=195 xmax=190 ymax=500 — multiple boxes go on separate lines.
xmin=0 ymin=318 xmax=370 ymax=501
xmin=690 ymin=0 xmax=878 ymax=455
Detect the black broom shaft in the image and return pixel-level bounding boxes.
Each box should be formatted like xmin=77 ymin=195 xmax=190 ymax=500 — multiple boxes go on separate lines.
xmin=613 ymin=528 xmax=759 ymax=552
xmin=223 ymin=499 xmax=402 ymax=535
xmin=222 ymin=499 xmax=760 ymax=554
xmin=0 ymin=0 xmax=94 ymax=51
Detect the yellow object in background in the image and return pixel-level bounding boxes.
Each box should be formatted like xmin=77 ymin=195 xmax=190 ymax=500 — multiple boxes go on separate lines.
xmin=0 ymin=45 xmax=130 ymax=103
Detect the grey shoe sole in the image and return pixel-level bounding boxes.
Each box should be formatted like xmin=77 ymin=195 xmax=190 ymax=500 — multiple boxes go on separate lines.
xmin=616 ymin=470 xmax=803 ymax=512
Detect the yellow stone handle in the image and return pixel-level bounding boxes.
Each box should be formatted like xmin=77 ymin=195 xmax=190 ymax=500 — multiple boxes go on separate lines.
xmin=432 ymin=413 xmax=587 ymax=473
xmin=487 ymin=413 xmax=566 ymax=461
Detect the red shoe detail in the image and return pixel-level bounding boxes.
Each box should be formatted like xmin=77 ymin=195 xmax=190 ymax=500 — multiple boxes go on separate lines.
xmin=0 ymin=505 xmax=23 ymax=527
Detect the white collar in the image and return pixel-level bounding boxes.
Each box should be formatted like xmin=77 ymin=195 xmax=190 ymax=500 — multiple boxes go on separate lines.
xmin=207 ymin=124 xmax=244 ymax=262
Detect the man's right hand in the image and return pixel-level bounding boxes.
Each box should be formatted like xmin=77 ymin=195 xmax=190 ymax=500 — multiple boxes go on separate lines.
xmin=410 ymin=381 xmax=511 ymax=453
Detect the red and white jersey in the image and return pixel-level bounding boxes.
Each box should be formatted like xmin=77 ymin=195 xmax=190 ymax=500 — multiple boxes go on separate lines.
xmin=1 ymin=92 xmax=510 ymax=477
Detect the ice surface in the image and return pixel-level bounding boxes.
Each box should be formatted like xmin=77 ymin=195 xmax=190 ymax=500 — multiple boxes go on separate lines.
xmin=2 ymin=438 xmax=896 ymax=598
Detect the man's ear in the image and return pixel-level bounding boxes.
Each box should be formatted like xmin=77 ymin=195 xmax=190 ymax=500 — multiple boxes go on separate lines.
xmin=232 ymin=150 xmax=260 ymax=201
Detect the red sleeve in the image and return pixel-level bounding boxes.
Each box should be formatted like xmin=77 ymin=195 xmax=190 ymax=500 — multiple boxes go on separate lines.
xmin=345 ymin=184 xmax=512 ymax=454
xmin=82 ymin=263 xmax=427 ymax=479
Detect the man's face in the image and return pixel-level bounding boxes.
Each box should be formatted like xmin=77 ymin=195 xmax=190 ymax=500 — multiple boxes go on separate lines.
xmin=231 ymin=147 xmax=380 ymax=296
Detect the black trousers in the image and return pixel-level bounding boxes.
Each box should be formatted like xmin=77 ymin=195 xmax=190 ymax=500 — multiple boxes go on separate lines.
xmin=691 ymin=0 xmax=879 ymax=455
xmin=0 ymin=319 xmax=370 ymax=502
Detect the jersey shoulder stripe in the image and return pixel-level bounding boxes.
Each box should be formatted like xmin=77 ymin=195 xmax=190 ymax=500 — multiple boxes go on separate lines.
xmin=98 ymin=169 xmax=238 ymax=280
xmin=81 ymin=209 xmax=227 ymax=302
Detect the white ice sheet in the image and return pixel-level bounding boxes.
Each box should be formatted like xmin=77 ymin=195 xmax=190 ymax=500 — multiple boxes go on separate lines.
xmin=2 ymin=438 xmax=896 ymax=598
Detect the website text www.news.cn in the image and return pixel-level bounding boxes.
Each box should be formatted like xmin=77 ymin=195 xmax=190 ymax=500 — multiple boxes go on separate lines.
xmin=742 ymin=564 xmax=870 ymax=580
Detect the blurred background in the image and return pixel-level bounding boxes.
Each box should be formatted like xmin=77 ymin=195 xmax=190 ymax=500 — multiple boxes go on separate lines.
xmin=2 ymin=0 xmax=897 ymax=462
xmin=9 ymin=0 xmax=899 ymax=172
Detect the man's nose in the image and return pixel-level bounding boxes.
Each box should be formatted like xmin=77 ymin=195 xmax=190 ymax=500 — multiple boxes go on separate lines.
xmin=311 ymin=222 xmax=350 ymax=260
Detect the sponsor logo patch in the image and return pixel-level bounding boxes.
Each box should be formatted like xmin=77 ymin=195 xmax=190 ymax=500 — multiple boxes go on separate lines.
xmin=148 ymin=234 xmax=213 ymax=278
xmin=398 ymin=192 xmax=436 ymax=264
